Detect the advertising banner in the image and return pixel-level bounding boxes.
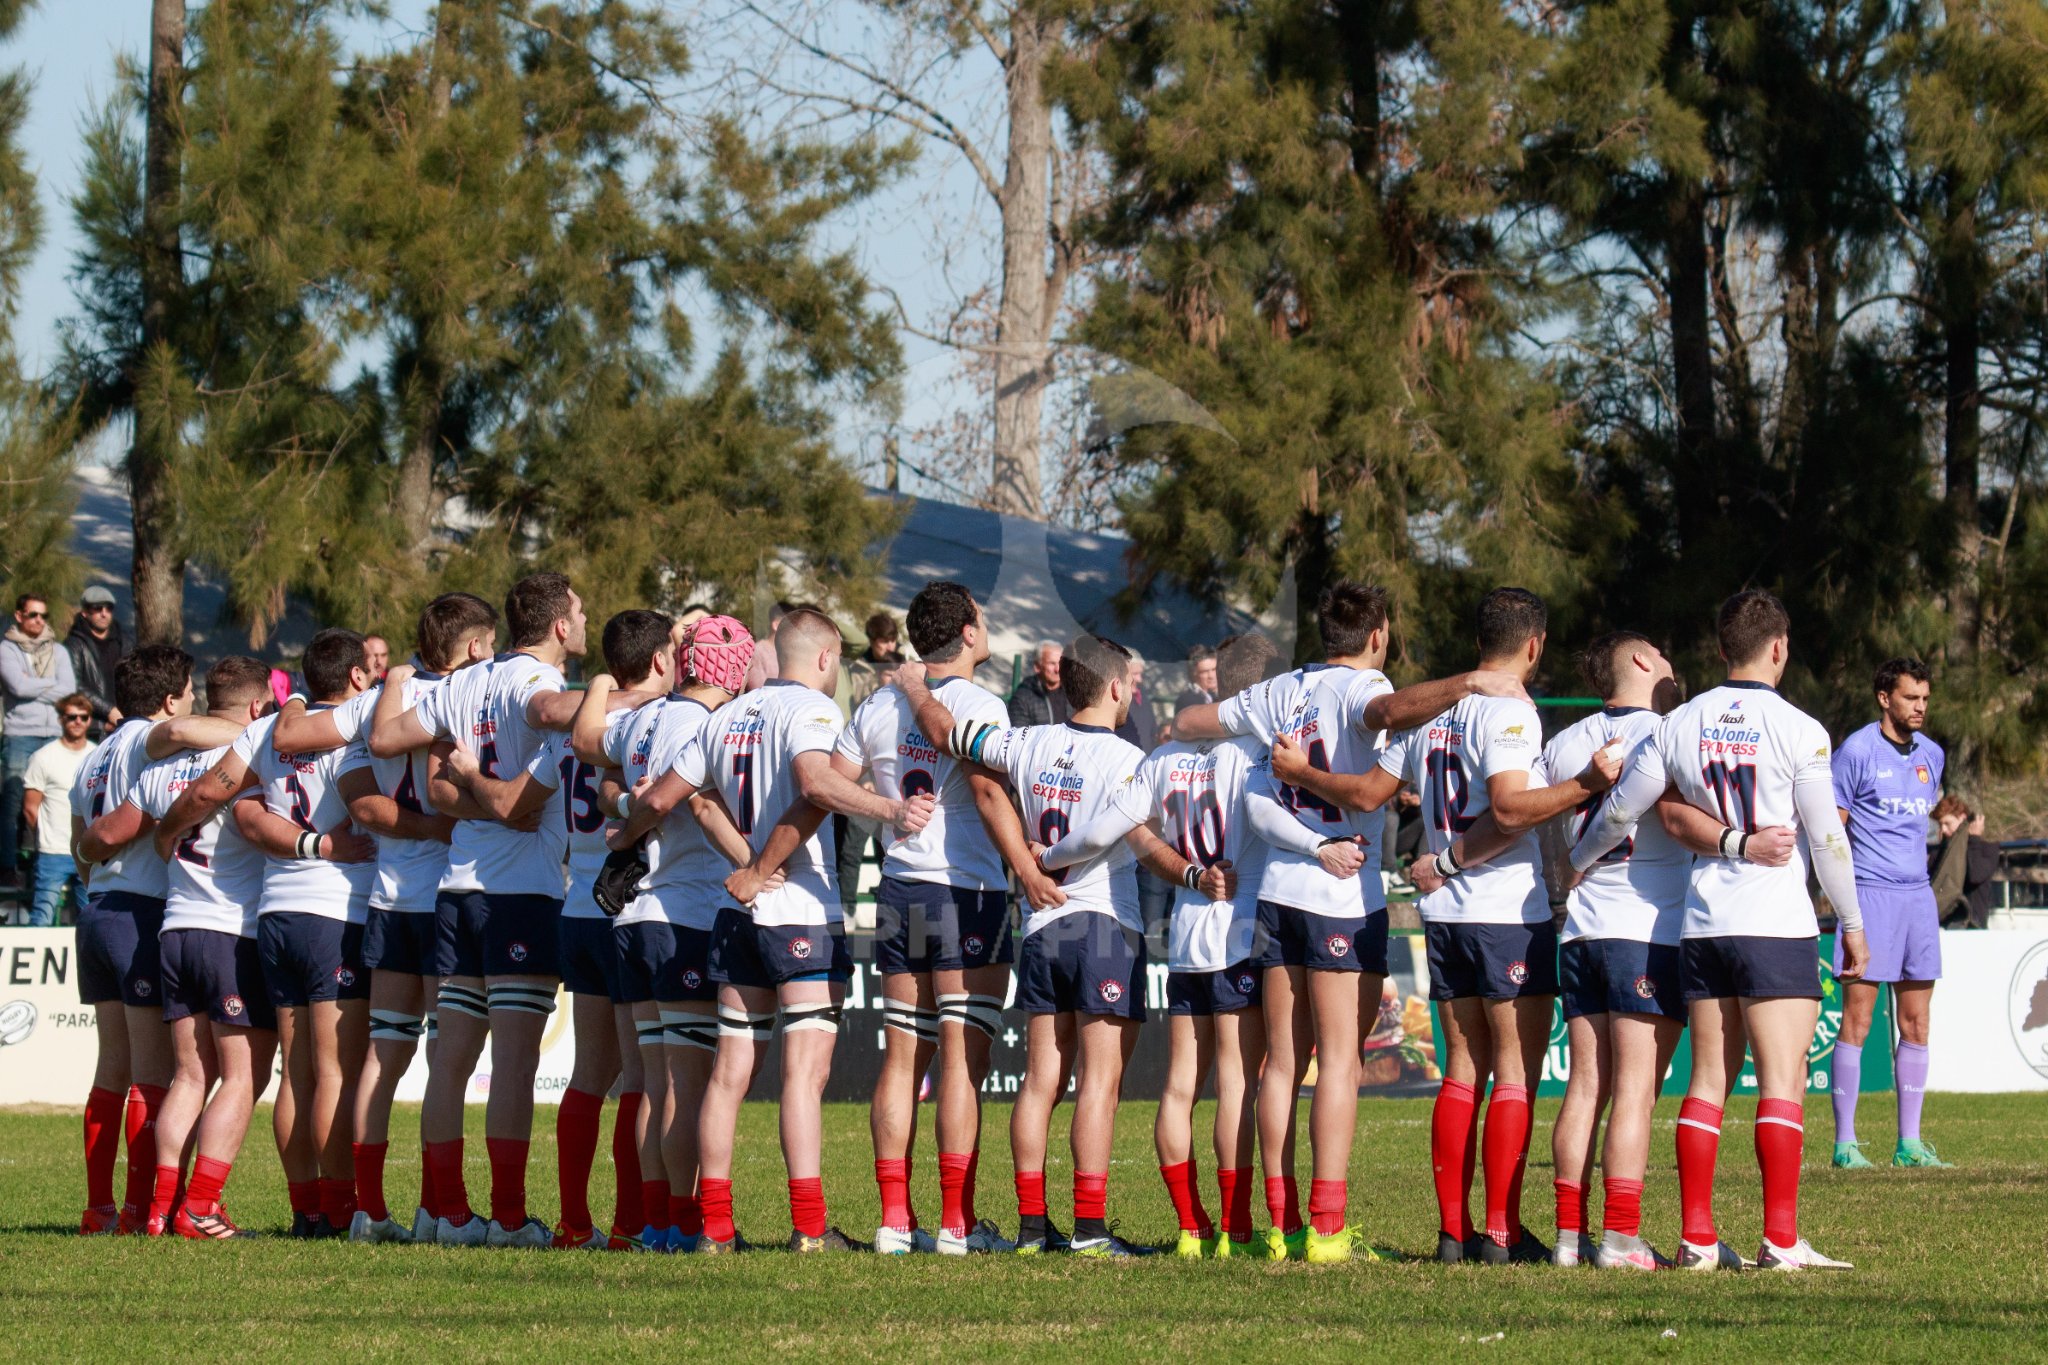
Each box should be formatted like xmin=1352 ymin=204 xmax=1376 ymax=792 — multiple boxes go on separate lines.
xmin=1927 ymin=929 xmax=2048 ymax=1092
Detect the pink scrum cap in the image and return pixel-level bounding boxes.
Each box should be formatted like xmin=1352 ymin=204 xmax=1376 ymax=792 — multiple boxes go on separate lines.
xmin=683 ymin=615 xmax=755 ymax=694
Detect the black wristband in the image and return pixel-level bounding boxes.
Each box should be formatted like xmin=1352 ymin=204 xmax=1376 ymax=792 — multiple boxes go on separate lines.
xmin=1182 ymin=863 xmax=1202 ymax=892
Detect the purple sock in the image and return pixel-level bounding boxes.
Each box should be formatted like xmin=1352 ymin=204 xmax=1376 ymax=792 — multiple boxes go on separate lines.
xmin=1830 ymin=1041 xmax=1863 ymax=1144
xmin=1896 ymin=1041 xmax=1929 ymax=1142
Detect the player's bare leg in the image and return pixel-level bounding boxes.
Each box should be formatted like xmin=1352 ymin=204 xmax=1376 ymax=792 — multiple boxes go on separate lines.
xmin=1676 ymin=996 xmax=1746 ymax=1269
xmin=147 ymin=1014 xmax=216 ymax=1233
xmin=274 ymin=1006 xmax=322 ymax=1234
xmin=1550 ymin=1013 xmax=1609 ymax=1265
xmin=871 ymin=971 xmax=937 ymax=1251
xmin=294 ymin=997 xmax=366 ymax=1235
xmin=1210 ymin=1004 xmax=1262 ymax=1253
xmin=624 ymin=999 xmax=670 ymax=1249
xmin=1256 ymin=963 xmax=1309 ymax=1258
xmin=81 ymin=1000 xmax=131 ymax=1232
xmin=122 ymin=1003 xmax=173 ymax=1234
xmin=179 ymin=1023 xmax=271 ymax=1237
xmin=1069 ymin=1013 xmax=1139 ymax=1255
xmin=352 ymin=971 xmax=431 ymax=1241
xmin=658 ymin=1001 xmax=714 ymax=1249
xmin=1156 ymin=1013 xmax=1215 ymax=1254
xmin=1475 ymin=994 xmax=1551 ymax=1262
xmin=611 ymin=1003 xmax=646 ymax=1245
xmin=555 ymin=990 xmax=620 ymax=1248
xmin=1432 ymin=998 xmax=1492 ymax=1261
xmin=933 ymin=961 xmax=1007 ymax=1253
xmin=421 ymin=975 xmax=488 ymax=1240
xmin=480 ymin=972 xmax=557 ymax=1245
xmin=1745 ymin=994 xmax=1848 ymax=1269
xmin=777 ymin=977 xmax=851 ymax=1250
xmin=1303 ymin=968 xmax=1362 ymax=1258
xmin=696 ymin=982 xmax=774 ymax=1252
xmin=1593 ymin=1012 xmax=1682 ymax=1269
xmin=1011 ymin=1010 xmax=1075 ymax=1251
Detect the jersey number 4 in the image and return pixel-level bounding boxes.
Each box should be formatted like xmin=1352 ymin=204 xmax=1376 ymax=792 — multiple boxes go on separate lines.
xmin=1279 ymin=739 xmax=1342 ymax=823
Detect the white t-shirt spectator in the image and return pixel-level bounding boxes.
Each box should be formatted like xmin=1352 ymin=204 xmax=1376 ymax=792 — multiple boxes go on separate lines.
xmin=24 ymin=738 xmax=92 ymax=855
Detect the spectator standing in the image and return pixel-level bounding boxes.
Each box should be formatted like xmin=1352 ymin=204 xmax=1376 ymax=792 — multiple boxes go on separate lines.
xmin=1008 ymin=639 xmax=1070 ymax=726
xmin=63 ymin=586 xmax=128 ymax=737
xmin=363 ymin=634 xmax=391 ymax=681
xmin=845 ymin=610 xmax=905 ymax=710
xmin=19 ymin=695 xmax=94 ymax=925
xmin=1929 ymin=795 xmax=2000 ymax=930
xmin=1174 ymin=644 xmax=1218 ymax=716
xmin=1116 ymin=652 xmax=1160 ymax=750
xmin=2 ymin=594 xmax=78 ymax=886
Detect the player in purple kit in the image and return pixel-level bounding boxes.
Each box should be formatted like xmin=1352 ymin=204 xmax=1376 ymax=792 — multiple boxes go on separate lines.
xmin=1828 ymin=658 xmax=1951 ymax=1170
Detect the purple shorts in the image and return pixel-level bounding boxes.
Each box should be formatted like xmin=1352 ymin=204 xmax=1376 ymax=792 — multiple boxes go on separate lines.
xmin=1835 ymin=882 xmax=1941 ymax=982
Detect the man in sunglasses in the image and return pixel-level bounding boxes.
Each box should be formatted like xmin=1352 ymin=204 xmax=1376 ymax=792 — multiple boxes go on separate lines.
xmin=3 ymin=593 xmax=78 ymax=889
xmin=66 ymin=586 xmax=130 ymax=740
xmin=20 ymin=696 xmax=96 ymax=924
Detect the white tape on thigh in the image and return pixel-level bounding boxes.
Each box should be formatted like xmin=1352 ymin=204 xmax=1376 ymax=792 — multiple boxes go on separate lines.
xmin=369 ymin=1009 xmax=426 ymax=1043
xmin=965 ymin=993 xmax=1005 ymax=1040
xmin=437 ymin=984 xmax=488 ymax=1021
xmin=781 ymin=1001 xmax=842 ymax=1036
xmin=635 ymin=1018 xmax=668 ymax=1049
xmin=423 ymin=1012 xmax=439 ymax=1040
xmin=882 ymin=998 xmax=938 ymax=1043
xmin=487 ymin=982 xmax=558 ymax=1017
xmin=718 ymin=1006 xmax=775 ymax=1043
xmin=663 ymin=1009 xmax=719 ymax=1052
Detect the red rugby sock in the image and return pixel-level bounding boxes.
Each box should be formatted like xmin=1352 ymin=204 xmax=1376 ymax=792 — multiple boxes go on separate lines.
xmin=1308 ymin=1178 xmax=1346 ymax=1236
xmin=1676 ymin=1098 xmax=1723 ymax=1245
xmin=1159 ymin=1160 xmax=1210 ymax=1235
xmin=1755 ymin=1097 xmax=1805 ymax=1248
xmin=938 ymin=1152 xmax=971 ymax=1236
xmin=875 ymin=1157 xmax=912 ymax=1232
xmin=1431 ymin=1078 xmax=1479 ymax=1241
xmin=788 ymin=1176 xmax=827 ymax=1238
xmin=555 ymin=1087 xmax=603 ymax=1233
xmin=83 ymin=1085 xmax=123 ymax=1209
xmin=700 ymin=1177 xmax=735 ymax=1242
xmin=1482 ymin=1083 xmax=1531 ymax=1245
xmin=354 ymin=1141 xmax=389 ymax=1222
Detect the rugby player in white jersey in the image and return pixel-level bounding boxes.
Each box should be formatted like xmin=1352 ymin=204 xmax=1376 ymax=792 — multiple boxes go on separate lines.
xmin=264 ymin=592 xmax=501 ymax=1242
xmin=1177 ymin=582 xmax=1531 ymax=1261
xmin=1036 ymin=631 xmax=1360 ymax=1258
xmin=614 ymin=607 xmax=934 ymax=1253
xmin=575 ymin=614 xmax=756 ymax=1252
xmin=73 ymin=646 xmax=247 ymax=1234
xmin=836 ymin=581 xmax=1046 ymax=1256
xmin=102 ymin=656 xmax=278 ymax=1238
xmin=1271 ymin=589 xmax=1621 ymax=1264
xmin=899 ymin=633 xmax=1215 ymax=1257
xmin=1572 ymin=590 xmax=1869 ymax=1272
xmin=369 ymin=571 xmax=587 ymax=1247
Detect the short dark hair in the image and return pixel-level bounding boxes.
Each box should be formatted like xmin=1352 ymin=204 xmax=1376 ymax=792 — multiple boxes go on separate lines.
xmin=14 ymin=592 xmax=45 ymax=612
xmin=864 ymin=611 xmax=899 ymax=645
xmin=1318 ymin=582 xmax=1391 ymax=658
xmin=602 ymin=609 xmax=675 ymax=686
xmin=906 ymin=581 xmax=979 ymax=663
xmin=1717 ymin=589 xmax=1790 ymax=665
xmin=205 ymin=655 xmax=274 ymax=714
xmin=1215 ymin=631 xmax=1280 ymax=697
xmin=1476 ymin=587 xmax=1547 ymax=660
xmin=506 ymin=571 xmax=575 ymax=649
xmin=303 ymin=627 xmax=367 ymax=701
xmin=1187 ymin=644 xmax=1217 ymax=666
xmin=417 ymin=592 xmax=499 ymax=671
xmin=1577 ymin=631 xmax=1654 ymax=699
xmin=1060 ymin=633 xmax=1132 ymax=710
xmin=115 ymin=645 xmax=193 ymax=719
xmin=1874 ymin=657 xmax=1931 ymax=697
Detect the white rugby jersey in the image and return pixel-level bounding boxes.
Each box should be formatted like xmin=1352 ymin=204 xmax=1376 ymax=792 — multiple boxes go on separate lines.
xmin=71 ymin=717 xmax=168 ymax=900
xmin=558 ymin=735 xmax=610 ymax=921
xmin=237 ymin=711 xmax=375 ymax=923
xmin=958 ymin=719 xmax=1144 ymax=936
xmin=412 ymin=652 xmax=568 ymax=896
xmin=1379 ymin=695 xmax=1549 ymax=925
xmin=1112 ymin=737 xmax=1268 ymax=971
xmin=132 ymin=744 xmax=266 ymax=936
xmin=330 ymin=671 xmax=451 ymax=913
xmin=1256 ymin=666 xmax=1393 ymax=916
xmin=1574 ymin=680 xmax=1840 ymax=940
xmin=838 ymin=675 xmax=1009 ymax=891
xmin=1543 ymin=707 xmax=1687 ymax=945
xmin=612 ymin=696 xmax=729 ymax=931
xmin=676 ymin=679 xmax=842 ymax=929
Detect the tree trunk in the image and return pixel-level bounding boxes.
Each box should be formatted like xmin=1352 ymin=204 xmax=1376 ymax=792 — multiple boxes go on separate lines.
xmin=1338 ymin=0 xmax=1380 ymax=187
xmin=394 ymin=1 xmax=459 ymax=563
xmin=1942 ymin=193 xmax=1982 ymax=661
xmin=1667 ymin=176 xmax=1715 ymax=552
xmin=130 ymin=0 xmax=187 ymax=647
xmin=990 ymin=5 xmax=1052 ymax=520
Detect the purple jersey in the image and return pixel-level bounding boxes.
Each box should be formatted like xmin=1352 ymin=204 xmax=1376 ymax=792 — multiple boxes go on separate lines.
xmin=1831 ymin=722 xmax=1943 ymax=888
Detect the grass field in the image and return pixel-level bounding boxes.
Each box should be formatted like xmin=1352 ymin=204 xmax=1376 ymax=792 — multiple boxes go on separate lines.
xmin=1 ymin=1093 xmax=2042 ymax=1360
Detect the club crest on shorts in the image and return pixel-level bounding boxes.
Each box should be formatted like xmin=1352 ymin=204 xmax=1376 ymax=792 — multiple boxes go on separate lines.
xmin=508 ymin=941 xmax=528 ymax=964
xmin=1506 ymin=960 xmax=1529 ymax=985
xmin=681 ymin=968 xmax=703 ymax=990
xmin=963 ymin=934 xmax=985 ymax=959
xmin=1633 ymin=974 xmax=1656 ymax=999
xmin=1236 ymin=972 xmax=1256 ymax=995
xmin=790 ymin=936 xmax=814 ymax=960
xmin=335 ymin=966 xmax=356 ymax=988
xmin=1324 ymin=934 xmax=1350 ymax=959
xmin=223 ymin=994 xmax=245 ymax=1017
xmin=1098 ymin=978 xmax=1124 ymax=1004
xmin=133 ymin=978 xmax=152 ymax=998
